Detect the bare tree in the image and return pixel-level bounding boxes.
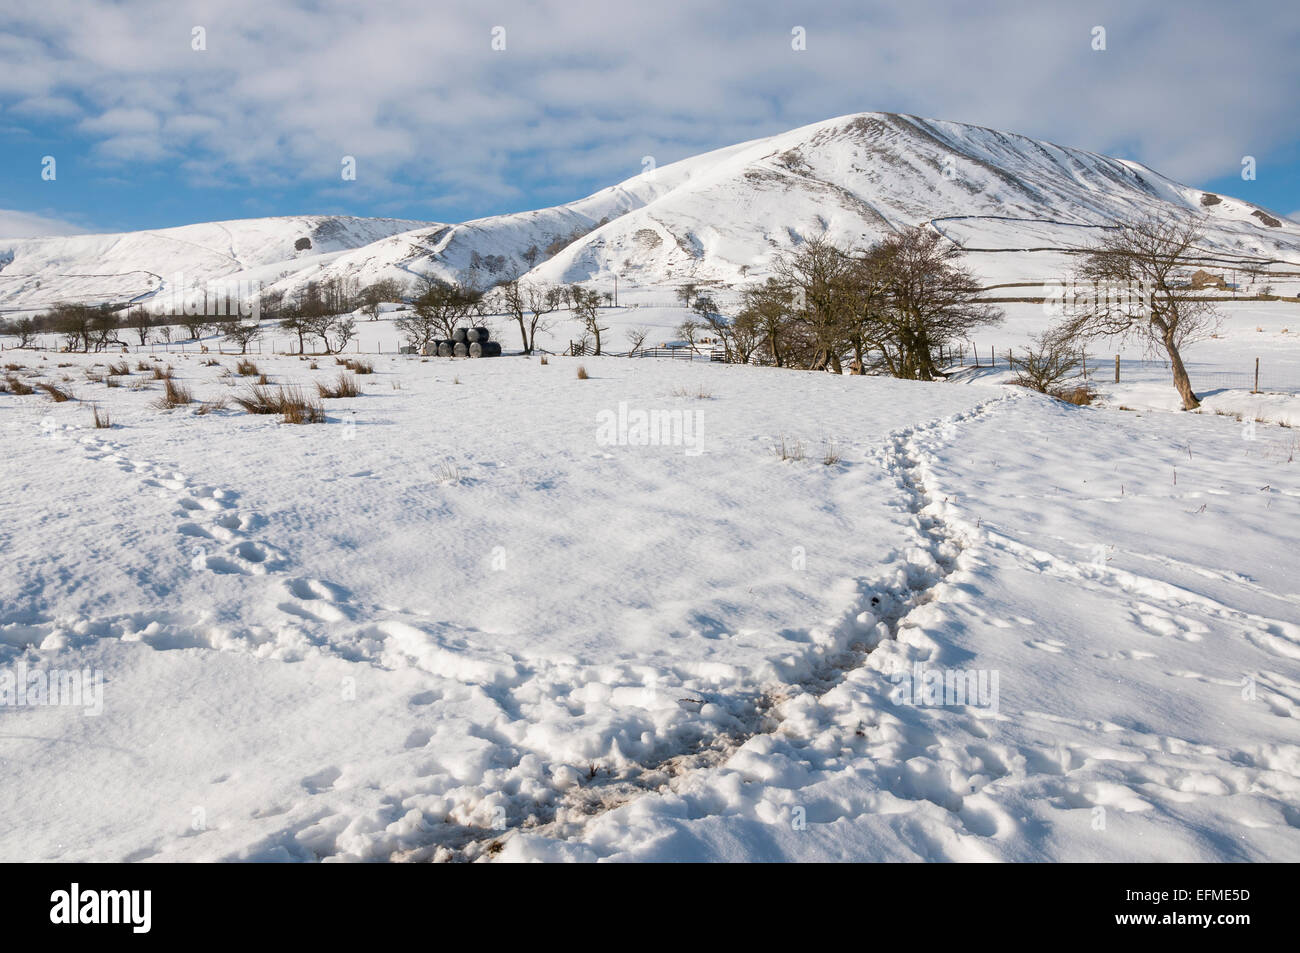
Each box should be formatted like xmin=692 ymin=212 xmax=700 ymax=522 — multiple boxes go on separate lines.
xmin=396 ymin=274 xmax=483 ymax=350
xmin=223 ymin=320 xmax=263 ymax=354
xmin=126 ymin=308 xmax=153 ymax=346
xmin=676 ymin=318 xmax=701 ymax=353
xmin=358 ymin=278 xmax=406 ymax=321
xmin=12 ymin=316 xmax=36 ymax=348
xmin=497 ymin=278 xmax=560 ymax=354
xmin=625 ymin=326 xmax=650 ymax=355
xmin=1056 ymin=217 xmax=1218 ymax=409
xmin=872 ymin=226 xmax=1001 ymax=380
xmin=570 ymin=287 xmax=607 ymax=355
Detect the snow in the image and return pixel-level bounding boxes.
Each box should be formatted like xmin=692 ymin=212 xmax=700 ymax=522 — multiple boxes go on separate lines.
xmin=2 ymin=338 xmax=1298 ymax=861
xmin=2 ymin=109 xmax=1299 ymax=863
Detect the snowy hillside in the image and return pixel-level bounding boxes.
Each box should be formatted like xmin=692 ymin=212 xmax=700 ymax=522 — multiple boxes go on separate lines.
xmin=0 ymin=216 xmax=431 ymax=314
xmin=5 ymin=112 xmax=1300 ymax=318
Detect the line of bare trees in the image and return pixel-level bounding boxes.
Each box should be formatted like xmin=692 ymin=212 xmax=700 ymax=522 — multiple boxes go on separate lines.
xmin=695 ymin=225 xmax=1003 ymax=379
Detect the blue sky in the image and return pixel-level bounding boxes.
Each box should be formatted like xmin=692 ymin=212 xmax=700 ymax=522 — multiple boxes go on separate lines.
xmin=2 ymin=0 xmax=1298 ymax=237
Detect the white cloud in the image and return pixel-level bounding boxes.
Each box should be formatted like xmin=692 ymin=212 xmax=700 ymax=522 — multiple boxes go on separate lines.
xmin=0 ymin=208 xmax=93 ymax=238
xmin=0 ymin=0 xmax=1297 ymax=214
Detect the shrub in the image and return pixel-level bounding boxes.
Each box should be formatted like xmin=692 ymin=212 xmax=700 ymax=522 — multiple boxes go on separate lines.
xmin=1009 ymin=334 xmax=1082 ymax=394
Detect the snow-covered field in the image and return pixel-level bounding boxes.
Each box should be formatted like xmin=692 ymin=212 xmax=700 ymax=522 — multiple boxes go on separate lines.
xmin=2 ymin=322 xmax=1298 ymax=861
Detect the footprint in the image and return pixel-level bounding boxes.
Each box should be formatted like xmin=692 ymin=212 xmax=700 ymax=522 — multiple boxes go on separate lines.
xmin=301 ymin=766 xmax=342 ymax=794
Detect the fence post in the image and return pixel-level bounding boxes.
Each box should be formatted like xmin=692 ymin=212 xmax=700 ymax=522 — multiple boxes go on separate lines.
xmin=1082 ymin=350 xmax=1087 ymax=380
xmin=1254 ymin=357 xmax=1260 ymax=394
xmin=1115 ymin=354 xmax=1120 ymax=383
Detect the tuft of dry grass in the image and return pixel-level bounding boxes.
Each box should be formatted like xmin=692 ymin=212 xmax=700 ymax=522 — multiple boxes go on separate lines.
xmin=342 ymin=358 xmax=373 ymax=374
xmin=317 ymin=372 xmax=360 ymax=398
xmin=539 ymin=354 xmax=548 ymax=366
xmin=278 ymin=387 xmax=326 ymax=424
xmin=774 ymin=434 xmax=805 ymax=462
xmin=91 ymin=404 xmax=111 ymax=429
xmin=154 ymin=377 xmax=194 ymax=408
xmin=137 ymin=361 xmax=151 ymax=372
xmin=232 ymin=385 xmax=325 ymax=424
xmin=105 ymin=375 xmax=121 ymax=388
xmin=1053 ymin=385 xmax=1097 ymax=406
xmin=309 ymin=362 xmax=319 ymax=369
xmin=576 ymin=364 xmax=588 ymax=380
xmin=37 ymin=381 xmax=74 ymax=402
xmin=235 ymin=359 xmax=259 ymax=377
xmin=195 ymin=396 xmax=228 ymax=416
xmin=5 ymin=363 xmax=25 ymax=371
xmin=107 ymin=362 xmax=131 ymax=376
xmin=821 ymin=439 xmax=841 ymax=466
xmin=151 ymin=365 xmax=173 ymax=380
xmin=671 ymin=385 xmax=713 ymax=399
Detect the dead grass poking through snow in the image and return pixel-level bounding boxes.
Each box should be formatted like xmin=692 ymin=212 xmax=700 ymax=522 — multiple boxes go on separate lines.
xmin=316 ymin=372 xmax=360 ymax=398
xmin=774 ymin=434 xmax=805 ymax=462
xmin=5 ymin=375 xmax=34 ymax=395
xmin=154 ymin=377 xmax=193 ymax=408
xmin=233 ymin=384 xmax=325 ymax=424
xmin=37 ymin=381 xmax=74 ymax=402
xmin=91 ymin=404 xmax=111 ymax=429
xmin=1053 ymin=385 xmax=1097 ymax=406
xmin=576 ymin=364 xmax=588 ymax=380
xmin=195 ymin=396 xmax=228 ymax=416
xmin=671 ymin=384 xmax=713 ymax=399
xmin=235 ymin=359 xmax=259 ymax=377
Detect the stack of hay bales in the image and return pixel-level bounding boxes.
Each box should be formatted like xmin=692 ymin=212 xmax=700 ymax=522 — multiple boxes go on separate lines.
xmin=419 ymin=327 xmax=501 ymax=358
xmin=456 ymin=326 xmax=502 ymax=358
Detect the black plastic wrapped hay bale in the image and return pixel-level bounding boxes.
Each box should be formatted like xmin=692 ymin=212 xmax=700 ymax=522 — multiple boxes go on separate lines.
xmin=452 ymin=328 xmax=468 ymax=344
xmin=467 ymin=327 xmax=490 ymax=344
xmin=437 ymin=341 xmax=453 ymax=358
xmin=453 ymin=341 xmax=469 ymax=358
xmin=469 ymin=341 xmax=502 ymax=358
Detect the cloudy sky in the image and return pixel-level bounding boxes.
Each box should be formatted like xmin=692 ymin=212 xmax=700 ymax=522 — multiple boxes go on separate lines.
xmin=1 ymin=0 xmax=1297 ymax=236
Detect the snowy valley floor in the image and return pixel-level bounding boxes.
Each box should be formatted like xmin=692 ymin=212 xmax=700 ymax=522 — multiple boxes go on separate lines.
xmin=1 ymin=350 xmax=1298 ymax=861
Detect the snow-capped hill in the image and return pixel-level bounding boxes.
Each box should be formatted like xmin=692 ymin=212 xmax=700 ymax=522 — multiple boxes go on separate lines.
xmin=5 ymin=112 xmax=1298 ymax=313
xmin=528 ymin=112 xmax=1300 ymax=287
xmin=0 ymin=215 xmax=430 ymax=313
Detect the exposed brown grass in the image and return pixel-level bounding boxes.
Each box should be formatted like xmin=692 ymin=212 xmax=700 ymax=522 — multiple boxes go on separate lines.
xmin=151 ymin=365 xmax=173 ymax=380
xmin=1053 ymin=385 xmax=1097 ymax=406
xmin=137 ymin=361 xmax=151 ymax=372
xmin=232 ymin=384 xmax=325 ymax=423
xmin=107 ymin=361 xmax=131 ymax=376
xmin=195 ymin=396 xmax=228 ymax=416
xmin=235 ymin=359 xmax=259 ymax=377
xmin=37 ymin=381 xmax=74 ymax=402
xmin=4 ymin=363 xmax=24 ymax=371
xmin=154 ymin=377 xmax=193 ymax=408
xmin=539 ymin=354 xmax=548 ymax=366
xmin=341 ymin=358 xmax=373 ymax=374
xmin=91 ymin=404 xmax=111 ymax=429
xmin=576 ymin=364 xmax=588 ymax=380
xmin=317 ymin=372 xmax=360 ymax=398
